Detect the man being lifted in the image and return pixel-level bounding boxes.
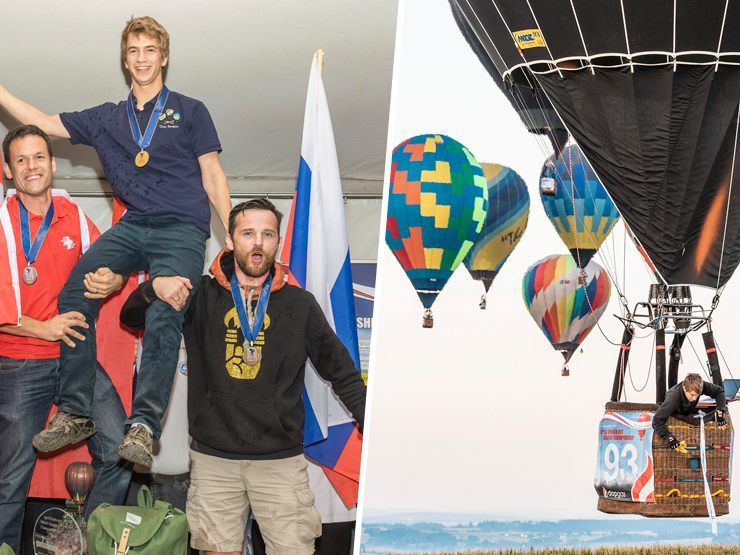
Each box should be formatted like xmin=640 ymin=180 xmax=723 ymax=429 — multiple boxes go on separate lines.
xmin=0 ymin=16 xmax=231 ymax=466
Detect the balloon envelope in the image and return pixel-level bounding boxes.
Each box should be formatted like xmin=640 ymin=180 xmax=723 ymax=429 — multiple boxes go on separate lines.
xmin=449 ymin=0 xmax=740 ymax=288
xmin=386 ymin=134 xmax=489 ymax=310
xmin=522 ymin=254 xmax=611 ymax=363
xmin=65 ymin=461 xmax=95 ymax=505
xmin=464 ymin=163 xmax=529 ymax=292
xmin=540 ymin=144 xmax=620 ymax=268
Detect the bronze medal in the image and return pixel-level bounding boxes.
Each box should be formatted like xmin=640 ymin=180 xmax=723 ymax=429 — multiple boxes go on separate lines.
xmin=135 ymin=150 xmax=150 ymax=168
xmin=243 ymin=341 xmax=262 ymax=365
xmin=22 ymin=266 xmax=38 ymax=285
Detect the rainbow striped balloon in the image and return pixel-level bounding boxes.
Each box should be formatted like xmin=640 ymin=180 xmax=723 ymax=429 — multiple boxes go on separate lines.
xmin=386 ymin=134 xmax=488 ymax=325
xmin=464 ymin=163 xmax=529 ymax=304
xmin=522 ymin=254 xmax=611 ymax=369
xmin=540 ymin=144 xmax=620 ymax=268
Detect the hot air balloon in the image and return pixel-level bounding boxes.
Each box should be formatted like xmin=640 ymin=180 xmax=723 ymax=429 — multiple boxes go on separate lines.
xmin=386 ymin=134 xmax=489 ymax=327
xmin=522 ymin=254 xmax=611 ymax=375
xmin=464 ymin=163 xmax=529 ymax=308
xmin=449 ymin=0 xmax=740 ymax=289
xmin=450 ymin=0 xmax=739 ymax=518
xmin=539 ymin=144 xmax=620 ymax=269
xmin=65 ymin=461 xmax=96 ymax=517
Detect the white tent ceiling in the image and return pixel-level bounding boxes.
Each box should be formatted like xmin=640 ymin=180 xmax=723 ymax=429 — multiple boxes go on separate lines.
xmin=1 ymin=0 xmax=398 ymax=197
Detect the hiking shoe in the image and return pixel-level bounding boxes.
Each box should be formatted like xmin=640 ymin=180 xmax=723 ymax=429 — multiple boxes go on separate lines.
xmin=117 ymin=425 xmax=154 ymax=467
xmin=32 ymin=412 xmax=96 ymax=452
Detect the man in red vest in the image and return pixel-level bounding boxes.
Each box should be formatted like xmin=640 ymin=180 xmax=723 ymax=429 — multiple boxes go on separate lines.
xmin=0 ymin=125 xmax=131 ymax=553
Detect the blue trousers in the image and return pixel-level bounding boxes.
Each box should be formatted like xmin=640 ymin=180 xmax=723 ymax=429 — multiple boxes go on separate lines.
xmin=0 ymin=358 xmax=130 ymax=553
xmin=57 ymin=218 xmax=206 ymax=439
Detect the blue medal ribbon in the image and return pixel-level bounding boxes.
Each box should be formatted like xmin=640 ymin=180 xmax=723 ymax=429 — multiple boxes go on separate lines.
xmin=18 ymin=198 xmax=55 ymax=265
xmin=126 ymin=85 xmax=169 ymax=153
xmin=229 ymin=271 xmax=273 ymax=348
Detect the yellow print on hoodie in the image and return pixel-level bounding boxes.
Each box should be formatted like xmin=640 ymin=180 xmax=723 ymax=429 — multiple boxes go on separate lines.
xmin=224 ymin=308 xmax=270 ymax=379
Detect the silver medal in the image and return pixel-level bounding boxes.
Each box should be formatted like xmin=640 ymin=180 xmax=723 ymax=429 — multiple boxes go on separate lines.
xmin=22 ymin=266 xmax=38 ymax=285
xmin=243 ymin=341 xmax=262 ymax=364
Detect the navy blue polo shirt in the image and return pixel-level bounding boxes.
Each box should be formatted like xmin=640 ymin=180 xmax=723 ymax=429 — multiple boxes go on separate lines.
xmin=60 ymin=90 xmax=221 ymax=232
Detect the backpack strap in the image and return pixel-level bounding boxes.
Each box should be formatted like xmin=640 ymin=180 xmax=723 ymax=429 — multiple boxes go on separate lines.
xmin=137 ymin=485 xmax=154 ymax=508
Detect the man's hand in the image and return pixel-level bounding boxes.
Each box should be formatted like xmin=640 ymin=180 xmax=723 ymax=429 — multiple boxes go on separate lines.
xmin=667 ymin=435 xmax=681 ymax=450
xmin=152 ymin=276 xmax=193 ymax=311
xmin=83 ymin=267 xmax=125 ymax=299
xmin=716 ymin=410 xmax=727 ymax=428
xmin=40 ymin=311 xmax=88 ymax=348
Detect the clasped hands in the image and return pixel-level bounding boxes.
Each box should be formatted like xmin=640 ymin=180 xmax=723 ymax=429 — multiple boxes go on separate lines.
xmin=152 ymin=275 xmax=193 ymax=312
xmin=43 ymin=267 xmax=123 ymax=347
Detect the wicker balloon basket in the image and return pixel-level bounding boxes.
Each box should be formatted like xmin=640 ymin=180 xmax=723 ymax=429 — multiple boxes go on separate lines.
xmin=597 ymin=401 xmax=733 ymax=517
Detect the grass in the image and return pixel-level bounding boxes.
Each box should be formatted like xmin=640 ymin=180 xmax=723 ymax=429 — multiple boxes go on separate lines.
xmin=365 ymin=547 xmax=739 ymax=555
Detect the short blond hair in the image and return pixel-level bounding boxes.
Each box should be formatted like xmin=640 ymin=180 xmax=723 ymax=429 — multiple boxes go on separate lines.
xmin=683 ymin=373 xmax=704 ymax=394
xmin=121 ymin=16 xmax=169 ymax=63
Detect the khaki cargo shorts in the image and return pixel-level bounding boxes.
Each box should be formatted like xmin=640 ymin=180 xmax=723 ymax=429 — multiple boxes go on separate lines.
xmin=187 ymin=450 xmax=322 ymax=554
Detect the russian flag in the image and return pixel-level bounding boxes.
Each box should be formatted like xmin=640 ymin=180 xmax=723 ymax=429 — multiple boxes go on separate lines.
xmin=281 ymin=51 xmax=363 ymax=507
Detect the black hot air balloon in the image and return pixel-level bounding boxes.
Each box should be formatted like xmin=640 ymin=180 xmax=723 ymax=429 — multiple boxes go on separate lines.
xmin=449 ymin=0 xmax=739 ymax=520
xmin=449 ymin=0 xmax=740 ymax=289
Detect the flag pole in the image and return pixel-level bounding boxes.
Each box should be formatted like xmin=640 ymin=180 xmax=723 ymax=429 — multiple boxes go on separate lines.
xmin=316 ymin=48 xmax=324 ymax=75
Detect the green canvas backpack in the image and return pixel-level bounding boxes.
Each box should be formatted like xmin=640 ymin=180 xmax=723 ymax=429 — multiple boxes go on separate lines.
xmin=87 ymin=485 xmax=188 ymax=554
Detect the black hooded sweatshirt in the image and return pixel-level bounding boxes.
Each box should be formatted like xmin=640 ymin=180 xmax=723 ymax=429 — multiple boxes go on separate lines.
xmin=652 ymin=381 xmax=727 ymax=441
xmin=121 ymin=250 xmax=366 ymax=460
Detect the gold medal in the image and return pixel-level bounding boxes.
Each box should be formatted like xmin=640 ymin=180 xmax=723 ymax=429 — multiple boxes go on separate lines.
xmin=135 ymin=150 xmax=150 ymax=168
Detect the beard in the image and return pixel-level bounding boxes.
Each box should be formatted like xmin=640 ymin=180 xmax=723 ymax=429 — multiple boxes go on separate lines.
xmin=234 ymin=246 xmax=276 ymax=278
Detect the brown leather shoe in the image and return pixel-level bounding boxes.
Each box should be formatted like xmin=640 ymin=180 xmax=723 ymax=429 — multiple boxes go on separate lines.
xmin=32 ymin=411 xmax=96 ymax=453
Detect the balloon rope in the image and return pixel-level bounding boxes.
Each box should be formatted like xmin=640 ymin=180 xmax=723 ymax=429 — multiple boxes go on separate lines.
xmin=627 ymin=331 xmax=654 ymax=393
xmin=672 ymin=0 xmax=677 ymax=72
xmin=694 ymin=410 xmax=718 ymax=536
xmin=567 ymin=0 xmax=593 ymax=74
xmin=616 ymin=326 xmax=635 ymax=401
xmin=618 ymin=0 xmax=634 ymax=73
xmin=686 ymin=335 xmax=715 ymax=381
xmin=715 ymin=0 xmax=731 ymax=73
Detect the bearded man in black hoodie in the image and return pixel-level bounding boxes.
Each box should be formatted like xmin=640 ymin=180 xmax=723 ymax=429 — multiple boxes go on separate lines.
xmin=120 ymin=198 xmax=366 ymax=555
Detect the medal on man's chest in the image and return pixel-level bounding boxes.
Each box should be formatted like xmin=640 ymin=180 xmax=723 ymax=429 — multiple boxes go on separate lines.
xmin=135 ymin=150 xmax=150 ymax=168
xmin=230 ymin=272 xmax=273 ymax=374
xmin=17 ymin=199 xmax=54 ymax=287
xmin=127 ymin=86 xmax=168 ymax=168
xmin=22 ymin=265 xmax=38 ymax=285
xmin=243 ymin=341 xmax=262 ymax=365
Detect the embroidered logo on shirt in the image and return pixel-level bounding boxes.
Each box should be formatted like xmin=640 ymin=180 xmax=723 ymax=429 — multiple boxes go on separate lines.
xmin=158 ymin=108 xmax=181 ymax=129
xmin=61 ymin=236 xmax=76 ymax=250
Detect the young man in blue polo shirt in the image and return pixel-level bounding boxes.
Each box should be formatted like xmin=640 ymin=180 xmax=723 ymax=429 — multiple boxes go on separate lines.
xmin=0 ymin=16 xmax=232 ymax=466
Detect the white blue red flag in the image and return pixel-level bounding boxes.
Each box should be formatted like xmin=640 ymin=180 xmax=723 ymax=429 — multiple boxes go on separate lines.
xmin=281 ymin=51 xmax=363 ymax=507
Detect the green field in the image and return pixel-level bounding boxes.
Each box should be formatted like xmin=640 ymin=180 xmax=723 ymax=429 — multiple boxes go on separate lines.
xmin=372 ymin=547 xmax=739 ymax=555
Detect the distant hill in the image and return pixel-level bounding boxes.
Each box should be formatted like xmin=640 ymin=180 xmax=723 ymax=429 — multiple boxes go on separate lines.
xmin=360 ymin=518 xmax=740 ymax=552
